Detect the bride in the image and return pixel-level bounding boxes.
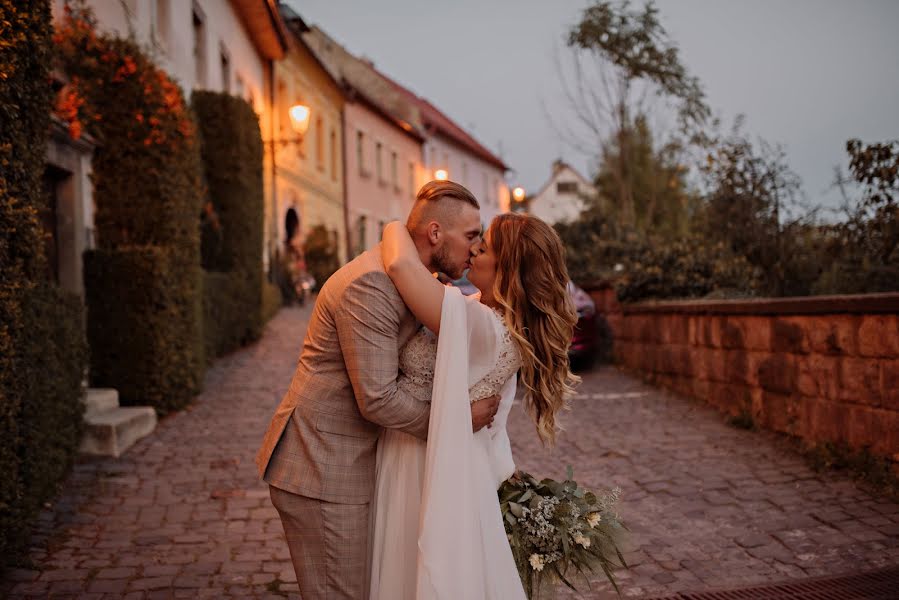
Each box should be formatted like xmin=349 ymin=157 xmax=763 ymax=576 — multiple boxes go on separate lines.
xmin=370 ymin=212 xmax=580 ymax=599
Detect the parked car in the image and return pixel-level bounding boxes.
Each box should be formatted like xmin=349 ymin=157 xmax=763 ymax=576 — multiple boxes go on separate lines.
xmin=568 ymin=281 xmax=599 ymax=365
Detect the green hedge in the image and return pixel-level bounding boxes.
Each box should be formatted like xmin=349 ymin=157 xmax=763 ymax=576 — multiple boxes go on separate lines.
xmin=192 ymin=91 xmax=265 ymax=355
xmin=55 ymin=4 xmax=205 ymax=412
xmin=84 ymin=247 xmax=202 ymax=413
xmin=0 ymin=0 xmax=88 ymax=565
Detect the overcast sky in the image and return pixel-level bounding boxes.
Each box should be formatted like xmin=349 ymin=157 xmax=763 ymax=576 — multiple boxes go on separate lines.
xmin=285 ymin=0 xmax=899 ymax=210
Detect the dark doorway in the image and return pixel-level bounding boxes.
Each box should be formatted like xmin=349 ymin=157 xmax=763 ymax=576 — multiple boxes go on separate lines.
xmin=41 ymin=165 xmax=68 ymax=283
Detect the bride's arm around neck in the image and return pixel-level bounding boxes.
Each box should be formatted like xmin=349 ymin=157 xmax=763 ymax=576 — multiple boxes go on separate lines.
xmin=381 ymin=221 xmax=445 ymax=335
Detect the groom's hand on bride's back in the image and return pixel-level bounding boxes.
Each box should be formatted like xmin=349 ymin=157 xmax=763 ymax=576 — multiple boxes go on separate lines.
xmin=470 ymin=394 xmax=500 ymax=432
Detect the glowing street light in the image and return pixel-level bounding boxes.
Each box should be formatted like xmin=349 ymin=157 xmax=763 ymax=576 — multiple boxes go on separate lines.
xmin=434 ymin=169 xmax=448 ymax=181
xmin=288 ymin=104 xmax=311 ymax=136
xmin=512 ymin=186 xmax=525 ymax=201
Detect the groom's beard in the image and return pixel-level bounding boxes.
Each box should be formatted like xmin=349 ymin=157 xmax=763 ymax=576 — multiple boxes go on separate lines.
xmin=432 ymin=245 xmax=464 ymax=280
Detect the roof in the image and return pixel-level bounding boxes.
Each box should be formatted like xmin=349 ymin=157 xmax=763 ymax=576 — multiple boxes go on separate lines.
xmin=374 ymin=72 xmax=508 ymax=171
xmin=231 ymin=0 xmax=289 ymax=60
xmin=302 ymin=25 xmax=508 ymax=171
xmin=531 ymin=160 xmax=595 ymax=200
xmin=301 ymin=26 xmax=425 ymax=142
xmin=278 ymin=4 xmax=345 ymax=96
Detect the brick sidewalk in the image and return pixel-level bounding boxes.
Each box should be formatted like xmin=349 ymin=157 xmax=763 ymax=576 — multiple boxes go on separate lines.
xmin=512 ymin=370 xmax=899 ymax=598
xmin=4 ymin=305 xmax=898 ymax=598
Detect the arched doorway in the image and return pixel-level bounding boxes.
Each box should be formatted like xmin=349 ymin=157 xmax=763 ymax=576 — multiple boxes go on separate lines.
xmin=285 ymin=207 xmax=300 ymax=243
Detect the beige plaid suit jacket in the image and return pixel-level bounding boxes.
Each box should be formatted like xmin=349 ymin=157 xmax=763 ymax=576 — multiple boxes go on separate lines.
xmin=256 ymin=247 xmax=430 ymax=504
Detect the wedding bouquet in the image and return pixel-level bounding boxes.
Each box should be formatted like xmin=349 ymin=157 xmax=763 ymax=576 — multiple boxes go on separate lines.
xmin=499 ymin=468 xmax=628 ymax=599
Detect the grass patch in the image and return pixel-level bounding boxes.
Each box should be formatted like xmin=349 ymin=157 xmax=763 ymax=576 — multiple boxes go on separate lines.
xmin=726 ymin=409 xmax=757 ymax=431
xmin=802 ymin=440 xmax=899 ymax=501
xmin=265 ymin=578 xmax=288 ymax=596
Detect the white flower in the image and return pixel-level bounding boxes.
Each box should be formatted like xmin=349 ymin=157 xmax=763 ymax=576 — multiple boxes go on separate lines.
xmin=528 ymin=553 xmax=545 ymax=572
xmin=587 ymin=512 xmax=602 ymax=528
xmin=573 ymin=532 xmax=591 ymax=548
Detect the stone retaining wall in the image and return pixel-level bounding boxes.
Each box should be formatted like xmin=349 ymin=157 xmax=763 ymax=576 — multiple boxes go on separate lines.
xmin=587 ymin=288 xmax=899 ymax=463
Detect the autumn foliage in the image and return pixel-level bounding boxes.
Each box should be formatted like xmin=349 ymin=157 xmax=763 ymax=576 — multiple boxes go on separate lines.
xmin=54 ymin=0 xmax=205 ymax=412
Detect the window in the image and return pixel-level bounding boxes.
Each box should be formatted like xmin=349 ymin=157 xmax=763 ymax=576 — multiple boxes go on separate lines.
xmin=356 ymin=215 xmax=367 ymax=255
xmin=154 ymin=0 xmax=171 ymax=51
xmin=356 ymin=130 xmax=366 ymax=176
xmin=391 ymin=151 xmax=398 ymax=191
xmin=315 ymin=117 xmax=324 ymax=170
xmin=330 ymin=128 xmax=337 ymax=181
xmin=376 ymin=142 xmax=384 ymax=184
xmin=408 ymin=162 xmax=415 ymax=199
xmin=192 ymin=6 xmax=206 ymax=87
xmin=557 ymin=181 xmax=578 ymax=194
xmin=378 ymin=220 xmax=386 ymax=241
xmin=220 ymin=44 xmax=230 ymax=93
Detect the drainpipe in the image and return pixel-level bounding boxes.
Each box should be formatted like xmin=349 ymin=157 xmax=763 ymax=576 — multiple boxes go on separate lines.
xmin=268 ymin=58 xmax=279 ymax=278
xmin=340 ymin=103 xmax=351 ymax=262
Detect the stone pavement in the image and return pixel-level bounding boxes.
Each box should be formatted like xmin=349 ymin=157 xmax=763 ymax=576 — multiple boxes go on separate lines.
xmin=4 ymin=305 xmax=899 ymax=598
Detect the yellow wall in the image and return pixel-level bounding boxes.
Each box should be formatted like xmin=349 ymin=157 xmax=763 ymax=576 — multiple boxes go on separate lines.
xmin=272 ymin=41 xmax=347 ymax=264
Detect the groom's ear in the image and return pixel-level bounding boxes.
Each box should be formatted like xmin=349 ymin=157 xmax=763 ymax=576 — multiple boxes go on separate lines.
xmin=426 ymin=221 xmax=441 ymax=246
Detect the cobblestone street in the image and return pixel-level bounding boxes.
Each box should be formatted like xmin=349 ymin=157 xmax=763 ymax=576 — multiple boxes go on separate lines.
xmin=5 ymin=305 xmax=899 ymax=599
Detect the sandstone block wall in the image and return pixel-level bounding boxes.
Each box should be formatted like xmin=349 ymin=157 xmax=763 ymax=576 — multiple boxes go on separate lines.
xmin=588 ymin=289 xmax=899 ymax=462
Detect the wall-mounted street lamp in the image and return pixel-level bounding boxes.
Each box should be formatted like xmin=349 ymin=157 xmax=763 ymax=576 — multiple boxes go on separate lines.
xmin=434 ymin=169 xmax=448 ymax=181
xmin=265 ymin=103 xmax=311 ymax=148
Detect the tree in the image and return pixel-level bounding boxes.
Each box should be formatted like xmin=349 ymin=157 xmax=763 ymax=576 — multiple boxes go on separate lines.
xmin=555 ymin=1 xmax=710 ymax=227
xmin=696 ymin=120 xmax=820 ymax=297
xmin=592 ymin=115 xmax=697 ymax=239
xmin=815 ymin=139 xmax=899 ymax=294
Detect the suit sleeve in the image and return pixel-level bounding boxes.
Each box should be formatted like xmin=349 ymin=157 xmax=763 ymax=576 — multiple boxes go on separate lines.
xmin=335 ymin=271 xmax=431 ymax=440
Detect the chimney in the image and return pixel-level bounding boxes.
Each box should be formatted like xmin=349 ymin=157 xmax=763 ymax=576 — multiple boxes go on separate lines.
xmin=552 ymin=159 xmax=566 ymax=175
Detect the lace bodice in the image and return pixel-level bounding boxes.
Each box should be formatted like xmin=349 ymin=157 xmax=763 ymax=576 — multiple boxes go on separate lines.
xmin=398 ymin=306 xmax=521 ymax=404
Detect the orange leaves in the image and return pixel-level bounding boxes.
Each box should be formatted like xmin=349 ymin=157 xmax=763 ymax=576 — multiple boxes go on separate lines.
xmin=54 ymin=79 xmax=86 ymax=141
xmin=52 ymin=0 xmax=193 ymax=151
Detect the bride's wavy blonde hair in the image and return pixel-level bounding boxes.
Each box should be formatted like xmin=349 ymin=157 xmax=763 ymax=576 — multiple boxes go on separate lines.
xmin=488 ymin=213 xmax=580 ymax=446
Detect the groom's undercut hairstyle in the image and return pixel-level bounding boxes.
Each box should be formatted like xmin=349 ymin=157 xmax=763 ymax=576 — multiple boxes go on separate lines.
xmin=407 ymin=180 xmax=480 ymax=231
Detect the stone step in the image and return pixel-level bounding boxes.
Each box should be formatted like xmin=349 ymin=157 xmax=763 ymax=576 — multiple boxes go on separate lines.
xmin=80 ymin=406 xmax=157 ymax=458
xmin=84 ymin=388 xmax=119 ymax=414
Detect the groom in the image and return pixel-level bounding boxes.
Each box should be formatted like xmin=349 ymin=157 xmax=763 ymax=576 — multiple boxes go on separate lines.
xmin=256 ymin=180 xmax=499 ymax=599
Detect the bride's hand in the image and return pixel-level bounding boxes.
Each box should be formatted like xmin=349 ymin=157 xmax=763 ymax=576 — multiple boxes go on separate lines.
xmin=381 ymin=221 xmax=416 ymax=271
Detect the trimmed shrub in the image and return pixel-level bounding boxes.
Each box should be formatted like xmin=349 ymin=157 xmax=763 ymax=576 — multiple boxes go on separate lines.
xmin=262 ymin=280 xmax=283 ymax=324
xmin=85 ymin=247 xmax=202 ymax=412
xmin=0 ymin=0 xmax=87 ymax=565
xmin=55 ymin=3 xmax=205 ymax=411
xmin=18 ymin=283 xmax=88 ymax=522
xmin=615 ymin=236 xmax=759 ymax=302
xmin=192 ymin=91 xmax=265 ymax=355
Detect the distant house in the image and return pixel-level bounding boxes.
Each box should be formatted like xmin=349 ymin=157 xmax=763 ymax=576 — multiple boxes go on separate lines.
xmin=303 ymin=24 xmax=510 ymax=254
xmin=50 ymin=0 xmax=289 ymax=273
xmin=276 ymin=7 xmax=348 ymax=264
xmin=528 ymin=160 xmax=595 ymax=225
xmin=302 ymin=26 xmax=427 ymax=258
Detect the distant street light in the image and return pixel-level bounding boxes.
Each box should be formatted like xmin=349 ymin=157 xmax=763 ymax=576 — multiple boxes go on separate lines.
xmin=512 ymin=186 xmax=525 ymax=201
xmin=434 ymin=169 xmax=448 ymax=181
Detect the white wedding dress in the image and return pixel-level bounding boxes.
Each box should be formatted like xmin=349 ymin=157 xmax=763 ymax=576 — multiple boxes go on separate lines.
xmin=369 ymin=286 xmax=527 ymax=600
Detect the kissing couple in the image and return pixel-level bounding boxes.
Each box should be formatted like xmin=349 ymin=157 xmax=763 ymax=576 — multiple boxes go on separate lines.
xmin=257 ymin=180 xmax=579 ymax=599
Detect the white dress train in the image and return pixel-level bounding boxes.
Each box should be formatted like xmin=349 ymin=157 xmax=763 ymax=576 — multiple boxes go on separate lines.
xmin=369 ymin=287 xmax=526 ymax=600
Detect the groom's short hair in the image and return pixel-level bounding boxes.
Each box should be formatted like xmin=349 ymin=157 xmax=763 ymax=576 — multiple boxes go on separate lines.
xmin=407 ymin=180 xmax=480 ymax=230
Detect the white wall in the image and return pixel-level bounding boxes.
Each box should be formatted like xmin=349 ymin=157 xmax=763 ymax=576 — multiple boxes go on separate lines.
xmin=529 ymin=165 xmax=592 ymax=225
xmin=53 ymin=0 xmax=265 ymax=113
